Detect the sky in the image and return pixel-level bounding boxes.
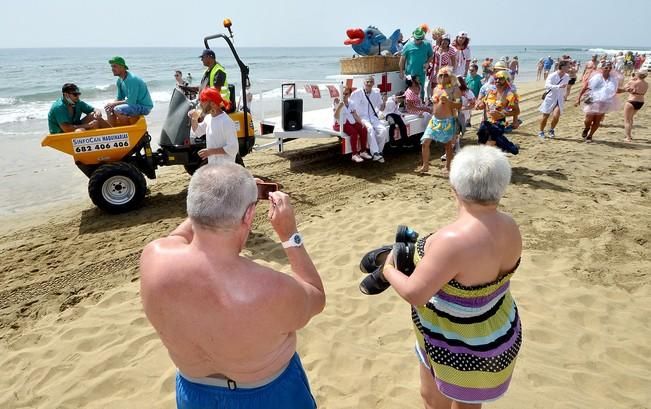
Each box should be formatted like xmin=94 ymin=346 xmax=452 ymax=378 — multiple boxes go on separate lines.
xmin=1 ymin=0 xmax=650 ymax=48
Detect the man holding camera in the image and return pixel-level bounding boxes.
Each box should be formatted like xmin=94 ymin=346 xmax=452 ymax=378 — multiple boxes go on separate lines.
xmin=140 ymin=163 xmax=324 ymax=408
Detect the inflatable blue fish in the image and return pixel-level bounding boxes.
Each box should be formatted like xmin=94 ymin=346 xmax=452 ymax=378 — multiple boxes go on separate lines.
xmin=344 ymin=26 xmax=402 ymax=56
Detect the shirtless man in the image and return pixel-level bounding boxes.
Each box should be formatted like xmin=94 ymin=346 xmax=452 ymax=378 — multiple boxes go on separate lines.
xmin=417 ymin=66 xmax=461 ymax=174
xmin=140 ymin=163 xmax=324 ymax=409
xmin=623 ymin=69 xmax=648 ymax=142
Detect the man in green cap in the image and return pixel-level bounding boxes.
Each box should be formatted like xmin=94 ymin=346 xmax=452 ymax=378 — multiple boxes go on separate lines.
xmin=399 ymin=28 xmax=433 ymax=99
xmin=104 ymin=56 xmax=154 ymax=126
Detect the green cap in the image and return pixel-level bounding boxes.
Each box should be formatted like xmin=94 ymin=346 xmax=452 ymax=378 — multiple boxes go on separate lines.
xmin=412 ymin=28 xmax=425 ymax=40
xmin=108 ymin=56 xmax=129 ymax=70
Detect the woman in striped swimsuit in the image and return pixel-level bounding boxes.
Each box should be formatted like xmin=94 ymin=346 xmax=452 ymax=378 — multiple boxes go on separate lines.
xmin=383 ymin=145 xmax=522 ymax=408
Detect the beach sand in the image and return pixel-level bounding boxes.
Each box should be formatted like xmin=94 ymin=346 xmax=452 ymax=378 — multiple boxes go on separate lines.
xmin=1 ymin=80 xmax=650 ymax=408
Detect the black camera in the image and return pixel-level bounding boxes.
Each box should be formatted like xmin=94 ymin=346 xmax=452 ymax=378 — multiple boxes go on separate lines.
xmin=359 ymin=225 xmax=419 ymax=295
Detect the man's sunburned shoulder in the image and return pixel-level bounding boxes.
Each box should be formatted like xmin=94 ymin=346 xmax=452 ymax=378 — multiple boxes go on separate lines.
xmin=140 ymin=237 xmax=194 ymax=278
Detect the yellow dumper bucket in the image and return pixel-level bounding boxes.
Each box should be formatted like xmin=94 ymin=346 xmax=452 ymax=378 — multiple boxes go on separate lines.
xmin=41 ymin=117 xmax=148 ymax=166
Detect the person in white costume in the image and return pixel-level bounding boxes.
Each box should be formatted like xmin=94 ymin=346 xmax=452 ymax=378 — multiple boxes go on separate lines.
xmin=575 ymin=61 xmax=623 ymax=143
xmin=350 ymin=76 xmax=389 ymax=163
xmin=538 ymin=59 xmax=570 ymax=139
xmin=189 ymin=88 xmax=238 ymax=165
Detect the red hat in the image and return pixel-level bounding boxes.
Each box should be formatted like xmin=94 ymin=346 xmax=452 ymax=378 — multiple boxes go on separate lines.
xmin=199 ymin=87 xmax=231 ymax=111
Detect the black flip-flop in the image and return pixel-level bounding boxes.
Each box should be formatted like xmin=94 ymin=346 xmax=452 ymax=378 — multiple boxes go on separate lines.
xmin=359 ymin=245 xmax=392 ymax=274
xmin=393 ymin=242 xmax=416 ymax=276
xmin=359 ymin=266 xmax=391 ymax=295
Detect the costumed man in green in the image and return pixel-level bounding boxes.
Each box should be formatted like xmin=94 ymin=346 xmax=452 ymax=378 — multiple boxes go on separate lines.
xmin=399 ymin=27 xmax=433 ymax=99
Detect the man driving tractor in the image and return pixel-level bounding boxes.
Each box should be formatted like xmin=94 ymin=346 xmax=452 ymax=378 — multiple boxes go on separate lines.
xmin=183 ymin=49 xmax=230 ymax=103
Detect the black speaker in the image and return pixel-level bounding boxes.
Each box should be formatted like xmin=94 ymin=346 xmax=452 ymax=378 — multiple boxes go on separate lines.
xmin=282 ymin=99 xmax=303 ymax=131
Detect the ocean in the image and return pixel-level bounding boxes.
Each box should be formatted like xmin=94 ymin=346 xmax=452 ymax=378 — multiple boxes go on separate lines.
xmin=1 ymin=45 xmax=649 ymax=216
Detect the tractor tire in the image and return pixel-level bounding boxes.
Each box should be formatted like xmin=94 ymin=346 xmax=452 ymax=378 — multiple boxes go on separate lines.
xmin=88 ymin=162 xmax=147 ymax=213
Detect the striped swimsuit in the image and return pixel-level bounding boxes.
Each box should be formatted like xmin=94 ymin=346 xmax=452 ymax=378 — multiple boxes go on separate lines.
xmin=411 ymin=236 xmax=522 ymax=404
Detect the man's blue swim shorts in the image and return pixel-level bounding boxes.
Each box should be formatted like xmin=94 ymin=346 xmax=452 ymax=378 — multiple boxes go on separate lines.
xmin=176 ymin=353 xmax=317 ymax=409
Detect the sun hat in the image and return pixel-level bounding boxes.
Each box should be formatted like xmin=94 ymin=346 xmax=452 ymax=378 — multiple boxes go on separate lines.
xmin=457 ymin=31 xmax=468 ymax=38
xmin=199 ymin=49 xmax=216 ymax=59
xmin=494 ymin=70 xmax=511 ymax=82
xmin=636 ymin=68 xmax=648 ymax=77
xmin=494 ymin=60 xmax=509 ymax=71
xmin=441 ymin=33 xmax=450 ymax=40
xmin=412 ymin=28 xmax=425 ymax=40
xmin=108 ymin=56 xmax=128 ymax=70
xmin=61 ymin=83 xmax=80 ymax=94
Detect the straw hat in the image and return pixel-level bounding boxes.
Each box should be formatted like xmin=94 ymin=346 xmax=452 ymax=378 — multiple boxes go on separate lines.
xmin=494 ymin=60 xmax=509 ymax=71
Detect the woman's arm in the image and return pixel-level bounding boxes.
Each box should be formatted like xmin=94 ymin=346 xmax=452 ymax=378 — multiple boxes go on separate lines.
xmin=333 ymin=101 xmax=344 ymax=120
xmin=383 ymin=233 xmax=459 ymax=306
xmin=352 ymin=110 xmax=363 ymax=124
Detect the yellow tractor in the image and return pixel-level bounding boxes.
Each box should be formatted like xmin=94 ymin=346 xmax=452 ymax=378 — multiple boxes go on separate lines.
xmin=42 ymin=23 xmax=255 ymax=213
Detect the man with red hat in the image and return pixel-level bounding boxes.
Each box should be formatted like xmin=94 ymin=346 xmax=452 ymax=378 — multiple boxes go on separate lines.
xmin=189 ymin=88 xmax=238 ymax=165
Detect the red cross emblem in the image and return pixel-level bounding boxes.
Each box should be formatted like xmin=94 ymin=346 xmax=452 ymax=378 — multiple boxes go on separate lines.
xmin=378 ymin=73 xmax=392 ymax=93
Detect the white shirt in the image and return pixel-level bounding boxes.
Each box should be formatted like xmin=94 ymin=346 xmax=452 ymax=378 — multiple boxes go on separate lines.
xmin=461 ymin=89 xmax=476 ymax=110
xmin=193 ymin=112 xmax=239 ymax=165
xmin=350 ymin=88 xmax=383 ymax=121
xmin=335 ymin=99 xmax=358 ymax=124
xmin=539 ymin=71 xmax=570 ymax=113
xmin=453 ymin=45 xmax=472 ymax=77
xmin=381 ymin=96 xmax=400 ymax=118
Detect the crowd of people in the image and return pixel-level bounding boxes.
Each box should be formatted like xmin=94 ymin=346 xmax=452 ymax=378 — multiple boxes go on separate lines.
xmin=334 ymin=26 xmax=525 ymax=174
xmin=332 ymin=26 xmax=648 ymax=173
xmin=45 ymin=29 xmax=648 ymax=409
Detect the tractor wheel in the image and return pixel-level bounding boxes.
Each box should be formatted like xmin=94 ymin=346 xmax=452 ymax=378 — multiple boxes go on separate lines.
xmin=88 ymin=162 xmax=147 ymax=213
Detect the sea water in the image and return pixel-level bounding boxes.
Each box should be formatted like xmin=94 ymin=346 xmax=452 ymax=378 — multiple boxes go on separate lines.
xmin=0 ymin=45 xmax=648 ymax=215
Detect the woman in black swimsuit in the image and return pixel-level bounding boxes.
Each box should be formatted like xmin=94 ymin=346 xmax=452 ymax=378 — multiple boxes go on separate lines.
xmin=623 ymin=69 xmax=648 ymax=142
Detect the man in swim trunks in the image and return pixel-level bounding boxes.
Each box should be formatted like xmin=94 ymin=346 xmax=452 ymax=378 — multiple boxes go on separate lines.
xmin=140 ymin=163 xmax=325 ymax=409
xmin=417 ymin=66 xmax=461 ymax=174
xmin=543 ymin=56 xmax=554 ymax=80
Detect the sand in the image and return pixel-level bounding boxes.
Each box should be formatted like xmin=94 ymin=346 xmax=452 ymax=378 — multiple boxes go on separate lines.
xmin=1 ymin=80 xmax=650 ymax=409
